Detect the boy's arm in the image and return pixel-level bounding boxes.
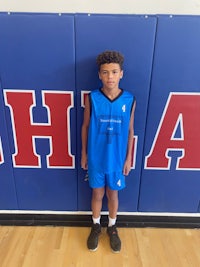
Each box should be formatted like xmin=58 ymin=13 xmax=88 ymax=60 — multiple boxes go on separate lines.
xmin=81 ymin=95 xmax=90 ymax=170
xmin=123 ymin=100 xmax=136 ymax=176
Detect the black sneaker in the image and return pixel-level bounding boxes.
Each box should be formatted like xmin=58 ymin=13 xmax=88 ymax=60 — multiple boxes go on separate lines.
xmin=107 ymin=225 xmax=121 ymax=253
xmin=87 ymin=223 xmax=101 ymax=251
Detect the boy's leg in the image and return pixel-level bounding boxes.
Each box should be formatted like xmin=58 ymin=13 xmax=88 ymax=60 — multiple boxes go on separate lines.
xmin=106 ymin=188 xmax=121 ymax=253
xmin=92 ymin=187 xmax=105 ymax=219
xmin=87 ymin=187 xmax=105 ymax=251
xmin=106 ymin=188 xmax=118 ymax=220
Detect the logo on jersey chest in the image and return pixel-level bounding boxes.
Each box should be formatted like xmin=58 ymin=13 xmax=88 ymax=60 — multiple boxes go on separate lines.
xmin=122 ymin=104 xmax=126 ymax=112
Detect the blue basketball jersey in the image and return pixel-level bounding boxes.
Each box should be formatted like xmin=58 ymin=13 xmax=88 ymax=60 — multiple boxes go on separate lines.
xmin=88 ymin=88 xmax=135 ymax=174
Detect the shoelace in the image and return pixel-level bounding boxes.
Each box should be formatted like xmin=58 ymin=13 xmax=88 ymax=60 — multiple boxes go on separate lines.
xmin=109 ymin=226 xmax=118 ymax=235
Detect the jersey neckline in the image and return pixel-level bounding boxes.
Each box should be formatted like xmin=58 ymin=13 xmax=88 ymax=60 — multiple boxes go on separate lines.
xmin=99 ymin=88 xmax=124 ymax=102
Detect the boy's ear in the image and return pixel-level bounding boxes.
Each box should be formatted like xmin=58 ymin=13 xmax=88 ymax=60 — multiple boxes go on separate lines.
xmin=98 ymin=72 xmax=102 ymax=80
xmin=120 ymin=70 xmax=124 ymax=79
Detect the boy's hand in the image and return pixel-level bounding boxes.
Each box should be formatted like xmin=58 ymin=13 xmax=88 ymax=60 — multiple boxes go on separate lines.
xmin=123 ymin=159 xmax=131 ymax=176
xmin=81 ymin=154 xmax=88 ymax=170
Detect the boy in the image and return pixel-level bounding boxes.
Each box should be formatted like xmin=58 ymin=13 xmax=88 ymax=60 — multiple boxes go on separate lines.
xmin=81 ymin=50 xmax=136 ymax=253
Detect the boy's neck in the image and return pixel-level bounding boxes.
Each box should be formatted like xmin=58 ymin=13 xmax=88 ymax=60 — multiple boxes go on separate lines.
xmin=101 ymin=87 xmax=121 ymax=100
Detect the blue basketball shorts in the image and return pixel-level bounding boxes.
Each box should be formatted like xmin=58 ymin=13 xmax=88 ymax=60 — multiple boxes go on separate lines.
xmin=88 ymin=170 xmax=126 ymax=190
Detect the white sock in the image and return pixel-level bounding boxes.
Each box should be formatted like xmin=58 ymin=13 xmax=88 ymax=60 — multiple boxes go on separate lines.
xmin=92 ymin=216 xmax=101 ymax=225
xmin=108 ymin=216 xmax=116 ymax=227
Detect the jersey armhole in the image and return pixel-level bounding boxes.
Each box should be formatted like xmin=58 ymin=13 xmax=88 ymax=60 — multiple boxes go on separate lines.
xmin=130 ymin=97 xmax=136 ymax=115
xmin=88 ymin=93 xmax=92 ymax=114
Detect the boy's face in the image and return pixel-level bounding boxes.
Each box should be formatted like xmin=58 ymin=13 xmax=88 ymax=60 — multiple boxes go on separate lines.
xmin=98 ymin=63 xmax=123 ymax=90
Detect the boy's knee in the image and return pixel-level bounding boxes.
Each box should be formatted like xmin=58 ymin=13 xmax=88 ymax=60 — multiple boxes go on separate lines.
xmin=92 ymin=188 xmax=105 ymax=201
xmin=106 ymin=188 xmax=118 ymax=201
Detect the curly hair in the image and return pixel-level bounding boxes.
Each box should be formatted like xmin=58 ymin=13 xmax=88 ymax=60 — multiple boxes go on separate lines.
xmin=96 ymin=50 xmax=124 ymax=70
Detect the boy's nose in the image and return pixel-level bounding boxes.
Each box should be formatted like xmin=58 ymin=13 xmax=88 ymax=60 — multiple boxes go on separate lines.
xmin=108 ymin=72 xmax=113 ymax=78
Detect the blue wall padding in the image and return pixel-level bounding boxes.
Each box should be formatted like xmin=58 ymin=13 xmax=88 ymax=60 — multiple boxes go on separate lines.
xmin=0 ymin=82 xmax=18 ymax=209
xmin=138 ymin=16 xmax=200 ymax=212
xmin=75 ymin=14 xmax=157 ymax=211
xmin=0 ymin=13 xmax=200 ymax=213
xmin=0 ymin=13 xmax=77 ymax=210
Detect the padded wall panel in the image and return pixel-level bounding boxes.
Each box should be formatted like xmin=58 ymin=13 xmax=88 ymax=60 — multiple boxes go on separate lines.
xmin=0 ymin=82 xmax=18 ymax=209
xmin=75 ymin=14 xmax=157 ymax=211
xmin=0 ymin=13 xmax=77 ymax=210
xmin=139 ymin=16 xmax=200 ymax=212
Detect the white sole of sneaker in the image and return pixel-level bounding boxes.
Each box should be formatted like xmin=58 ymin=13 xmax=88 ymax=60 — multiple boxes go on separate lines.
xmin=112 ymin=249 xmax=120 ymax=254
xmin=89 ymin=246 xmax=98 ymax=252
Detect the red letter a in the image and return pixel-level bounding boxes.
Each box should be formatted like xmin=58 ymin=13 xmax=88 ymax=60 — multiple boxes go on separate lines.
xmin=145 ymin=93 xmax=200 ymax=170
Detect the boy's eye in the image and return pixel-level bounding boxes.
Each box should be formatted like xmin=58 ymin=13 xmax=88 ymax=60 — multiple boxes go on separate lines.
xmin=101 ymin=71 xmax=107 ymax=75
xmin=102 ymin=71 xmax=118 ymax=74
